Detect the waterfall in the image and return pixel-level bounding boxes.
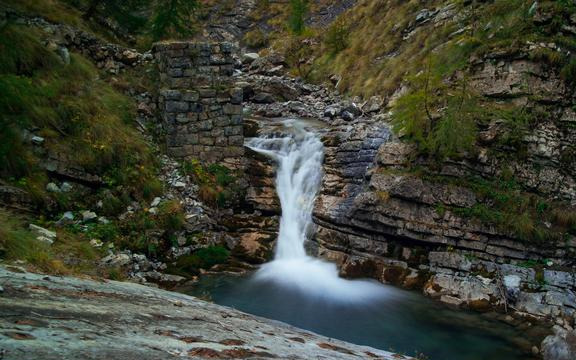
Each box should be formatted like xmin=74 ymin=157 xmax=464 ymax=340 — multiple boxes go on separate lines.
xmin=247 ymin=119 xmax=390 ymax=304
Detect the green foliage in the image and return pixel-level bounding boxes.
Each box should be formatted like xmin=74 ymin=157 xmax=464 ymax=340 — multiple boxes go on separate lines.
xmin=288 ymin=0 xmax=308 ymax=35
xmin=169 ymin=246 xmax=230 ymax=276
xmin=150 ymin=0 xmax=200 ymax=41
xmin=0 ymin=209 xmax=102 ymax=275
xmin=391 ymin=62 xmax=478 ymax=160
xmin=436 ymin=173 xmax=574 ymax=244
xmin=157 ymin=200 xmax=185 ymax=233
xmin=181 ymin=160 xmax=239 ymax=208
xmin=324 ymin=17 xmax=349 ymax=55
xmin=81 ymin=0 xmax=148 ymax=32
xmin=0 ymin=23 xmax=158 ymax=208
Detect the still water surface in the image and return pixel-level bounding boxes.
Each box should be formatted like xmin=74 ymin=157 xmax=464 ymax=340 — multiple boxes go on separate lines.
xmin=182 ymin=274 xmax=538 ymax=360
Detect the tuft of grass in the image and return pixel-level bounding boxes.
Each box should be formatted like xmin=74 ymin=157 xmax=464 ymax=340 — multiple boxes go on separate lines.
xmin=181 ymin=160 xmax=240 ymax=208
xmin=157 ymin=200 xmax=185 ymax=233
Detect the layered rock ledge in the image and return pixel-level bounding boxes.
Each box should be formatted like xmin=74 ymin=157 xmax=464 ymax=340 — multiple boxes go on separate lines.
xmin=0 ymin=267 xmax=409 ymax=360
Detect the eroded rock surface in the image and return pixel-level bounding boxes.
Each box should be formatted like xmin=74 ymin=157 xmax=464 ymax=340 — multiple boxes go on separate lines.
xmin=0 ymin=267 xmax=409 ymax=360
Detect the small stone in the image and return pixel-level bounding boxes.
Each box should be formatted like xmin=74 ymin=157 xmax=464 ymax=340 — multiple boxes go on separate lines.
xmin=531 ymin=346 xmax=539 ymax=355
xmin=341 ymin=111 xmax=355 ymax=121
xmin=100 ymin=253 xmax=131 ymax=267
xmin=46 ymin=183 xmax=60 ymax=193
xmin=90 ymin=239 xmax=103 ymax=248
xmin=242 ymin=53 xmax=260 ymax=64
xmin=57 ymin=47 xmax=70 ymax=65
xmin=36 ymin=236 xmax=55 ymax=245
xmin=151 ymin=197 xmax=162 ymax=207
xmin=324 ymin=106 xmax=339 ymax=118
xmin=148 ymin=207 xmax=158 ymax=215
xmin=98 ymin=216 xmax=110 ymax=224
xmin=253 ymin=92 xmax=275 ymax=104
xmin=31 ymin=136 xmax=45 ymax=145
xmin=82 ymin=211 xmax=98 ymax=222
xmin=56 ymin=211 xmax=75 ymax=225
xmin=266 ymin=65 xmax=284 ymax=76
xmin=29 ymin=224 xmax=57 ymax=243
xmin=173 ymin=181 xmax=186 ymax=188
xmin=60 ymin=182 xmax=72 ymax=192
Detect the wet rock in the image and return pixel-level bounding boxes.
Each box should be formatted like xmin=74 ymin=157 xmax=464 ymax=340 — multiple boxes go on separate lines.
xmin=139 ymin=271 xmax=187 ymax=287
xmin=0 ymin=266 xmax=405 ymax=360
xmin=504 ymin=275 xmax=521 ymax=303
xmin=544 ymin=270 xmax=575 ymax=289
xmin=541 ymin=326 xmax=576 ymax=360
xmin=341 ymin=111 xmax=355 ymax=122
xmin=340 ymin=102 xmax=362 ymax=117
xmin=324 ymin=106 xmax=339 ymax=118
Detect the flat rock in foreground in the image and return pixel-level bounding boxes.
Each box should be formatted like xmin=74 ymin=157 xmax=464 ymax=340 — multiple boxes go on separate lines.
xmin=0 ymin=267 xmax=409 ymax=359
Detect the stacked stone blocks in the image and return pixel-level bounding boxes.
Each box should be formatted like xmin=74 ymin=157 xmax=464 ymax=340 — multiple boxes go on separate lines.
xmin=153 ymin=42 xmax=243 ymax=164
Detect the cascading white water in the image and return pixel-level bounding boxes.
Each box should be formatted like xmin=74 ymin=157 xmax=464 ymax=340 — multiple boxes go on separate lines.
xmin=247 ymin=120 xmax=391 ymax=304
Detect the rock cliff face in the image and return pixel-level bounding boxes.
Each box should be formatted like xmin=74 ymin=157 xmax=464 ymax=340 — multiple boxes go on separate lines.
xmin=234 ymin=2 xmax=576 ymax=332
xmin=306 ymin=57 xmax=576 ymax=324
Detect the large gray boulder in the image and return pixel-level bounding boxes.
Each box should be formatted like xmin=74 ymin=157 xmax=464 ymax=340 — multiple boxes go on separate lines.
xmin=0 ymin=266 xmax=409 ymax=360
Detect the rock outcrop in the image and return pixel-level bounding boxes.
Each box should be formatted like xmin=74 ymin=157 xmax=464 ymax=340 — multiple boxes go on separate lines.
xmin=0 ymin=266 xmax=408 ymax=360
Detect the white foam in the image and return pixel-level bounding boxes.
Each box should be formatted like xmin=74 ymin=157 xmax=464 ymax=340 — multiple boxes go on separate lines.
xmin=247 ymin=120 xmax=393 ymax=304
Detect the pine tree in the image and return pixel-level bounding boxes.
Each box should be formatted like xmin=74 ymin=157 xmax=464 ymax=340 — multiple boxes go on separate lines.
xmin=288 ymin=0 xmax=308 ymax=35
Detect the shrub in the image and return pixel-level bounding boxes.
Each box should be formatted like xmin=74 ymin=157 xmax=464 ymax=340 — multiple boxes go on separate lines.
xmin=157 ymin=200 xmax=185 ymax=232
xmin=169 ymin=246 xmax=230 ymax=275
xmin=325 ymin=17 xmax=349 ymax=55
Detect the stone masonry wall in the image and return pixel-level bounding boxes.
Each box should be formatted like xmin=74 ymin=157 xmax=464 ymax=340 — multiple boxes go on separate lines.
xmin=153 ymin=42 xmax=244 ymax=166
